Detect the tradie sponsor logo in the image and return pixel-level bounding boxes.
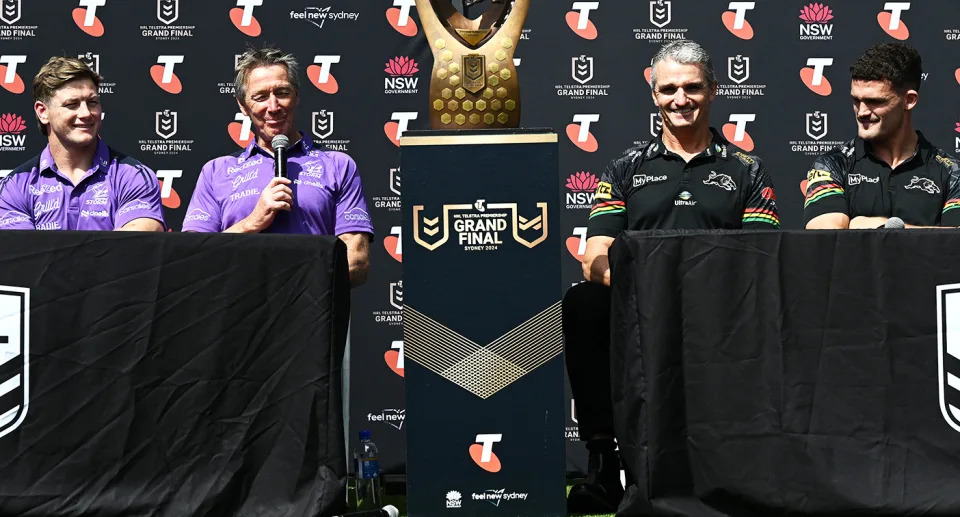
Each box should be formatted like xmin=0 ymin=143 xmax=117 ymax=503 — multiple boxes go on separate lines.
xmin=0 ymin=113 xmax=26 ymax=151
xmin=556 ymin=56 xmax=610 ymax=100
xmin=722 ymin=114 xmax=755 ymax=152
xmin=566 ymin=226 xmax=587 ymax=260
xmin=566 ymin=2 xmax=599 ymax=40
xmin=384 ymin=340 xmax=404 ymax=377
xmin=0 ymin=0 xmax=37 ymax=41
xmin=878 ymin=2 xmax=910 ymax=40
xmin=367 ymin=409 xmax=405 ymax=430
xmin=718 ymin=55 xmax=766 ymax=100
xmin=800 ymin=58 xmax=833 ymax=96
xmin=139 ymin=110 xmax=194 ymax=162
xmin=566 ymin=172 xmax=598 ymax=209
xmin=227 ymin=113 xmax=253 ymax=148
xmin=386 ymin=0 xmax=418 ymax=37
xmin=384 ymin=111 xmax=417 ymax=147
xmin=722 ymin=2 xmax=754 ymax=39
xmin=384 ymin=225 xmax=402 ymax=262
xmin=73 ymin=0 xmax=106 ymax=37
xmin=799 ymin=2 xmax=834 ymax=41
xmin=789 ymin=111 xmax=843 ymax=157
xmin=567 ymin=114 xmax=599 ymax=152
xmin=635 ymin=0 xmax=687 ymax=42
xmin=141 ymin=0 xmax=195 ymax=41
xmin=156 ymin=170 xmax=182 ymax=209
xmin=373 ymin=168 xmax=401 ymax=213
xmin=307 ymin=55 xmax=340 ymax=94
xmin=230 ymin=0 xmax=262 ymax=36
xmin=384 ymin=56 xmax=419 ymax=94
xmin=0 ymin=55 xmax=25 ymax=94
xmin=150 ymin=55 xmax=184 ymax=94
xmin=470 ymin=434 xmax=503 ymax=472
xmin=311 ymin=110 xmax=350 ymax=152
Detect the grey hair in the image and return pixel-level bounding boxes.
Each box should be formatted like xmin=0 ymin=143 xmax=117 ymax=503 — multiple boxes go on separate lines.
xmin=234 ymin=47 xmax=300 ymax=103
xmin=649 ymin=40 xmax=717 ymax=87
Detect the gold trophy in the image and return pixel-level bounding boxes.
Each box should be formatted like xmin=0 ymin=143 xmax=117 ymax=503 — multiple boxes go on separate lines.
xmin=415 ymin=0 xmax=529 ymax=129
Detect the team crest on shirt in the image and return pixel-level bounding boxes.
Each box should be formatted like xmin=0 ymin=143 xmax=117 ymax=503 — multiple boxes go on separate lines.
xmin=702 ymin=171 xmax=736 ymax=191
xmin=905 ymin=176 xmax=940 ymax=195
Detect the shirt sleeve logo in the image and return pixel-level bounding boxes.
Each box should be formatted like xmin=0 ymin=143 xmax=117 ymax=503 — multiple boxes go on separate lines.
xmin=806 ymin=168 xmax=832 ymax=184
xmin=702 ymin=171 xmax=737 ymax=191
xmin=905 ymin=176 xmax=941 ymax=195
xmin=594 ymin=181 xmax=612 ymax=200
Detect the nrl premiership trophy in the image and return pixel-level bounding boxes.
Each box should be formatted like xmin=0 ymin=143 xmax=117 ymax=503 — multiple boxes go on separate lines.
xmin=416 ymin=0 xmax=529 ymax=129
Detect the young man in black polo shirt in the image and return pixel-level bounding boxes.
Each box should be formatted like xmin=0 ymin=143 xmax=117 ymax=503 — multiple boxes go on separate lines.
xmin=564 ymin=40 xmax=780 ymax=513
xmin=804 ymin=43 xmax=960 ymax=229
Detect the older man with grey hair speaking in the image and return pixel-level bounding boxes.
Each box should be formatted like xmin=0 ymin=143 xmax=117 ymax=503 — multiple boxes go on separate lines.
xmin=563 ymin=39 xmax=780 ymax=513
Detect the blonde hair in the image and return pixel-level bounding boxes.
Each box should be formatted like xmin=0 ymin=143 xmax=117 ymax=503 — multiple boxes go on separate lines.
xmin=33 ymin=56 xmax=102 ymax=135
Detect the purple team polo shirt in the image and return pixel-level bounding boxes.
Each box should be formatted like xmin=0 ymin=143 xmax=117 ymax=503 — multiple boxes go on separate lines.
xmin=183 ymin=134 xmax=374 ymax=236
xmin=0 ymin=140 xmax=166 ymax=231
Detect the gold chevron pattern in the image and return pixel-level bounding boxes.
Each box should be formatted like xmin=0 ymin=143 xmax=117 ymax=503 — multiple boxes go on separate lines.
xmin=403 ymin=301 xmax=562 ymax=399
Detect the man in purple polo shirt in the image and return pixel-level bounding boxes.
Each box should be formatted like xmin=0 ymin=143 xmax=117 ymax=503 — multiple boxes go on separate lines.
xmin=0 ymin=57 xmax=165 ymax=232
xmin=183 ymin=47 xmax=372 ymax=287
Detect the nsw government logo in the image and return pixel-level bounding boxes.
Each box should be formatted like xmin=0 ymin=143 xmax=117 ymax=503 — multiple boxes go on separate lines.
xmin=373 ymin=168 xmax=401 ymax=213
xmin=0 ymin=113 xmax=26 ymax=152
xmin=799 ymin=3 xmax=834 ymax=41
xmin=0 ymin=285 xmax=29 ymax=440
xmin=718 ymin=55 xmax=766 ymax=100
xmin=565 ymin=172 xmax=598 ymax=210
xmin=788 ymin=111 xmax=843 ymax=157
xmin=634 ymin=0 xmax=687 ymax=42
xmin=371 ymin=280 xmax=402 ymax=328
xmin=445 ymin=491 xmax=462 ymax=509
xmin=554 ymin=56 xmax=610 ymax=100
xmin=141 ymin=0 xmax=195 ymax=41
xmin=311 ymin=110 xmax=350 ymax=152
xmin=413 ymin=200 xmax=548 ymax=252
xmin=384 ymin=56 xmax=420 ymax=95
xmin=0 ymin=0 xmax=37 ymax=41
xmin=138 ymin=110 xmax=194 ymax=156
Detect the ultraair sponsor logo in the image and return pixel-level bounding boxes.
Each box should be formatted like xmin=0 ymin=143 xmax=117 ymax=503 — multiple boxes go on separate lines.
xmin=290 ymin=6 xmax=360 ymax=28
xmin=73 ymin=0 xmax=106 ymax=37
xmin=384 ymin=57 xmax=420 ymax=95
xmin=307 ymin=55 xmax=340 ymax=94
xmin=0 ymin=1 xmax=37 ymax=41
xmin=566 ymin=2 xmax=599 ymax=40
xmin=77 ymin=53 xmax=115 ymax=95
xmin=384 ymin=112 xmax=417 ymax=147
xmin=0 ymin=113 xmax=26 ymax=151
xmin=372 ymin=168 xmax=401 ymax=213
xmin=878 ymin=2 xmax=910 ymax=40
xmin=566 ymin=227 xmax=587 ymax=261
xmin=311 ymin=110 xmax=350 ymax=152
xmin=722 ymin=2 xmax=755 ymax=39
xmin=722 ymin=113 xmax=755 ymax=152
xmin=472 ymin=489 xmax=530 ymax=507
xmin=384 ymin=340 xmax=404 ymax=377
xmin=384 ymin=225 xmax=402 ymax=262
xmin=567 ymin=114 xmax=599 ymax=152
xmin=674 ymin=190 xmax=696 ymax=206
xmin=372 ymin=280 xmax=403 ymax=327
xmin=228 ymin=113 xmax=254 ymax=149
xmin=566 ymin=399 xmax=580 ymax=441
xmin=230 ymin=0 xmax=262 ymax=36
xmin=150 ymin=55 xmax=184 ymax=94
xmin=634 ymin=0 xmax=687 ymax=42
xmin=799 ymin=2 xmax=834 ymax=41
xmin=386 ymin=0 xmax=418 ymax=37
xmin=800 ymin=58 xmax=833 ymax=96
xmin=565 ymin=172 xmax=598 ymax=210
xmin=138 ymin=110 xmax=194 ymax=157
xmin=718 ymin=55 xmax=766 ymax=100
xmin=555 ymin=56 xmax=610 ymax=100
xmin=0 ymin=55 xmax=25 ymax=94
xmin=0 ymin=285 xmax=29 ymax=440
xmin=470 ymin=434 xmax=503 ymax=473
xmin=788 ymin=111 xmax=844 ymax=157
xmin=141 ymin=0 xmax=195 ymax=41
xmin=156 ymin=170 xmax=182 ymax=209
xmin=367 ymin=409 xmax=405 ymax=430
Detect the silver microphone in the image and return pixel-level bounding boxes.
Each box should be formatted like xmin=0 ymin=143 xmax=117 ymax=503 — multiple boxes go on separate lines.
xmin=884 ymin=216 xmax=905 ymax=229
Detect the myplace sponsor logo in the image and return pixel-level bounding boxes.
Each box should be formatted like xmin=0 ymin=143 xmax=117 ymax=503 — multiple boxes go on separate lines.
xmin=290 ymin=6 xmax=359 ymax=28
xmin=472 ymin=489 xmax=529 ymax=507
xmin=141 ymin=0 xmax=195 ymax=41
xmin=367 ymin=409 xmax=405 ymax=430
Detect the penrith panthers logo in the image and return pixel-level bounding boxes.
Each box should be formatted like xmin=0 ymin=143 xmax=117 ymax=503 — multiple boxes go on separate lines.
xmin=703 ymin=171 xmax=737 ymax=191
xmin=905 ymin=176 xmax=940 ymax=195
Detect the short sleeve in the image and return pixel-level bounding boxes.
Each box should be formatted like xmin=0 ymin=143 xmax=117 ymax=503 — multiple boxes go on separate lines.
xmin=333 ymin=155 xmax=374 ymax=237
xmin=182 ymin=161 xmax=224 ymax=232
xmin=114 ymin=163 xmax=166 ymax=230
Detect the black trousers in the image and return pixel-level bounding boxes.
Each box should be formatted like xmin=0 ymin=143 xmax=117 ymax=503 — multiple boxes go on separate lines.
xmin=563 ymin=281 xmax=613 ymax=441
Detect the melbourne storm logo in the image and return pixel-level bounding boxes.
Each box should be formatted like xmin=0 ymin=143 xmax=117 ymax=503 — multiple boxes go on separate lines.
xmin=0 ymin=286 xmax=29 ymax=440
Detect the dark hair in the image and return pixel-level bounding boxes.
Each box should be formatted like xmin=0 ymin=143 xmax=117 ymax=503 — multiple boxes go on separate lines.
xmin=850 ymin=42 xmax=922 ymax=91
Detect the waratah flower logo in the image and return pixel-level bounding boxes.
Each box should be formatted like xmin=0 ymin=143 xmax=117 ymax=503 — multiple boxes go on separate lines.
xmin=955 ymin=122 xmax=960 ymax=133
xmin=0 ymin=114 xmax=27 ymax=134
xmin=800 ymin=3 xmax=833 ymax=23
xmin=566 ymin=171 xmax=599 ymax=192
xmin=385 ymin=57 xmax=419 ymax=77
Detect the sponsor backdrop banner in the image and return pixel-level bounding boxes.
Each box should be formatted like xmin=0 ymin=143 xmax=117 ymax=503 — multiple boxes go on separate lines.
xmin=1 ymin=0 xmax=960 ymax=475
xmin=0 ymin=232 xmax=350 ymax=515
xmin=611 ymin=230 xmax=960 ymax=514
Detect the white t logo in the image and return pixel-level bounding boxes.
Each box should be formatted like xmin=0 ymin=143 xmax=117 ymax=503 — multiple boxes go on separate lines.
xmin=475 ymin=434 xmax=502 ymax=463
xmin=393 ymin=0 xmax=416 ymax=26
xmin=572 ymin=114 xmax=599 ymax=142
xmin=726 ymin=2 xmax=755 ymax=29
xmin=312 ymin=55 xmax=341 ymax=83
xmin=78 ymin=0 xmax=106 ymax=26
xmin=727 ymin=114 xmax=756 ymax=142
xmin=235 ymin=0 xmax=262 ymax=26
xmin=391 ymin=112 xmax=418 ymax=140
xmin=156 ymin=170 xmax=182 ymax=198
xmin=570 ymin=2 xmax=599 ymax=29
xmin=0 ymin=56 xmax=26 ymax=84
xmin=390 ymin=340 xmax=404 ymax=369
xmin=883 ymin=2 xmax=910 ymax=30
xmin=573 ymin=227 xmax=588 ymax=255
xmin=805 ymin=58 xmax=833 ymax=86
xmin=156 ymin=55 xmax=184 ymax=84
xmin=390 ymin=226 xmax=403 ymax=255
xmin=235 ymin=113 xmax=252 ymax=140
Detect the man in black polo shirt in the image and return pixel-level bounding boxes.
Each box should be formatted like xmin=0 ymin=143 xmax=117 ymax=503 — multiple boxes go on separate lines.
xmin=804 ymin=43 xmax=960 ymax=229
xmin=564 ymin=40 xmax=780 ymax=513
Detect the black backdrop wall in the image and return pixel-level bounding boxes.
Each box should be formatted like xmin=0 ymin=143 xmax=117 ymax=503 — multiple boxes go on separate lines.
xmin=1 ymin=0 xmax=959 ymax=475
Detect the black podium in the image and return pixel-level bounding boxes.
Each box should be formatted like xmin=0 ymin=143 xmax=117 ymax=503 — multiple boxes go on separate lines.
xmin=400 ymin=129 xmax=565 ymax=516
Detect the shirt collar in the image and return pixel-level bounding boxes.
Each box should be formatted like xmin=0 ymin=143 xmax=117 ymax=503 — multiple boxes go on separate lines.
xmin=855 ymin=130 xmax=931 ymax=164
xmin=646 ymin=127 xmax=729 ymax=160
xmin=238 ymin=131 xmax=314 ymax=162
xmin=39 ymin=138 xmax=110 ymax=179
